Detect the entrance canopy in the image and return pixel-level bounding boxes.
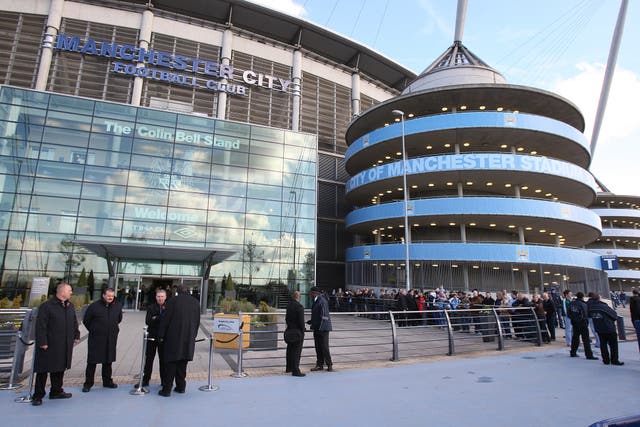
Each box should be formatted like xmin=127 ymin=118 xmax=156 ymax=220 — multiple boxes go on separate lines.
xmin=75 ymin=241 xmax=235 ymax=264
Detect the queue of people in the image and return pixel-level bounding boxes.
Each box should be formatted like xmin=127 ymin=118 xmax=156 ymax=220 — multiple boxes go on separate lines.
xmin=31 ymin=283 xmax=200 ymax=406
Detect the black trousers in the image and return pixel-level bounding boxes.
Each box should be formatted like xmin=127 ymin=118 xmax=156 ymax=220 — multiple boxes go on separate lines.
xmin=286 ymin=338 xmax=303 ymax=374
xmin=570 ymin=322 xmax=594 ymax=358
xmin=84 ymin=362 xmax=113 ymax=387
xmin=161 ymin=360 xmax=188 ymax=393
xmin=33 ymin=371 xmax=64 ymax=399
xmin=598 ymin=332 xmax=620 ymax=364
xmin=313 ymin=331 xmax=332 ymax=368
xmin=142 ymin=340 xmax=164 ymax=385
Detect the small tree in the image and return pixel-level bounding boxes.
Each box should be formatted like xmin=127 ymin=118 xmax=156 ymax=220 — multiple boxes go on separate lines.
xmin=12 ymin=294 xmax=23 ymax=308
xmin=87 ymin=270 xmax=96 ymax=302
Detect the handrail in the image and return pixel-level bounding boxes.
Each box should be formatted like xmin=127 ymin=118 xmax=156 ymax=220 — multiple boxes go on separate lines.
xmin=209 ymin=307 xmax=545 ymax=374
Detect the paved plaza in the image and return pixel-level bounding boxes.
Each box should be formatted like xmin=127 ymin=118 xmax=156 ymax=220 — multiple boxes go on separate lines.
xmin=1 ymin=309 xmax=638 ymax=427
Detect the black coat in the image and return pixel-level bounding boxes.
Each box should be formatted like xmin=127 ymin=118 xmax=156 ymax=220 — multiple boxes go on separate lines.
xmin=310 ymin=294 xmax=332 ymax=331
xmin=588 ymin=300 xmax=618 ymax=334
xmin=34 ymin=297 xmax=80 ymax=373
xmin=285 ymin=299 xmax=306 ymax=333
xmin=83 ymin=299 xmax=123 ymax=364
xmin=158 ymin=292 xmax=200 ymax=362
xmin=145 ymin=302 xmax=165 ymax=338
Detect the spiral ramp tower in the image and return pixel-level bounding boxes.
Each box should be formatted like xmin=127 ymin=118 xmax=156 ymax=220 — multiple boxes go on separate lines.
xmin=589 ymin=194 xmax=640 ymax=291
xmin=344 ymin=37 xmax=608 ymax=294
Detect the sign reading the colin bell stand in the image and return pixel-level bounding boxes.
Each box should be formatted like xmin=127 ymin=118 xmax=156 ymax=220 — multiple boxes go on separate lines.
xmin=600 ymin=255 xmax=618 ymax=270
xmin=55 ymin=34 xmax=293 ymax=97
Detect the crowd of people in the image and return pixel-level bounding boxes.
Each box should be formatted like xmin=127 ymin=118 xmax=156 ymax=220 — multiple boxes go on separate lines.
xmin=326 ymin=286 xmax=637 ymax=360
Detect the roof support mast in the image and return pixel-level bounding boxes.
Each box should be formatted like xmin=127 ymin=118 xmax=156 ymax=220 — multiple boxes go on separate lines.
xmin=590 ymin=0 xmax=628 ymax=159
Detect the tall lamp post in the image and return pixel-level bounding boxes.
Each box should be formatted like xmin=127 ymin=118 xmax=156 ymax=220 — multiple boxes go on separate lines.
xmin=392 ymin=110 xmax=411 ymax=291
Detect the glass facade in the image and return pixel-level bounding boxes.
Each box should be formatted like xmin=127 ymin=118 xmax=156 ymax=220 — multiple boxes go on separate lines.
xmin=0 ymin=86 xmax=317 ymax=297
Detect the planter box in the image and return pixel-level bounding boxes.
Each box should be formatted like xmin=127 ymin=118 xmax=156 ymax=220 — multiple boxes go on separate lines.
xmin=249 ymin=323 xmax=279 ymax=350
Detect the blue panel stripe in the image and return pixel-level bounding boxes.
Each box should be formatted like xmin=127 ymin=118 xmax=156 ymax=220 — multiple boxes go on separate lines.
xmin=345 ymin=197 xmax=602 ymax=231
xmin=346 ymin=153 xmax=596 ymax=193
xmin=346 ymin=111 xmax=588 ymax=160
xmin=346 ymin=243 xmax=602 ymax=269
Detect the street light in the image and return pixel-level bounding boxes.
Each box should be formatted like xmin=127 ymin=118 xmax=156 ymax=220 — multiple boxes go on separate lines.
xmin=391 ymin=110 xmax=411 ymax=291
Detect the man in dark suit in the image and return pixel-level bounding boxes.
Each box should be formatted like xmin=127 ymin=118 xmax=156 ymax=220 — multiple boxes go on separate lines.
xmin=285 ymin=290 xmax=306 ymax=377
xmin=157 ymin=284 xmax=200 ymax=396
xmin=137 ymin=288 xmax=167 ymax=387
xmin=82 ymin=287 xmax=123 ymax=392
xmin=32 ymin=283 xmax=80 ymax=406
xmin=308 ymin=287 xmax=333 ymax=372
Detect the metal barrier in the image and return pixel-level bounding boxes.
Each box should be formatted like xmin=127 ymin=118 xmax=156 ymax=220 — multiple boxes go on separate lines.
xmin=0 ymin=308 xmax=35 ymax=391
xmin=226 ymin=306 xmax=543 ymax=373
xmin=131 ymin=325 xmax=218 ymax=395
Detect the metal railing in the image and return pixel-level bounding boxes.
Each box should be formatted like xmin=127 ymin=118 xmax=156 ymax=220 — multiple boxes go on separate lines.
xmin=211 ymin=306 xmax=543 ymax=376
xmin=0 ymin=308 xmax=35 ymax=391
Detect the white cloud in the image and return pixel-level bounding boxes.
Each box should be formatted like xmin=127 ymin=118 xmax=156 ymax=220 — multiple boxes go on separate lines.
xmin=553 ymin=63 xmax=640 ymax=196
xmin=244 ymin=0 xmax=307 ymax=17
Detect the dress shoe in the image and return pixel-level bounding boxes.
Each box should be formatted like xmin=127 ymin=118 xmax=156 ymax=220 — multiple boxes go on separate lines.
xmin=603 ymin=361 xmax=610 ymax=365
xmin=570 ymin=353 xmax=578 ymax=357
xmin=310 ymin=366 xmax=323 ymax=371
xmin=158 ymin=390 xmax=171 ymax=397
xmin=285 ymin=369 xmax=291 ymax=373
xmin=326 ymin=366 xmax=334 ymax=372
xmin=586 ymin=356 xmax=599 ymax=360
xmin=173 ymin=387 xmax=185 ymax=394
xmin=611 ymin=361 xmax=624 ymax=366
xmin=82 ymin=386 xmax=91 ymax=393
xmin=103 ymin=383 xmax=118 ymax=389
xmin=31 ymin=398 xmax=42 ymax=406
xmin=50 ymin=392 xmax=72 ymax=399
xmin=292 ymin=372 xmax=306 ymax=377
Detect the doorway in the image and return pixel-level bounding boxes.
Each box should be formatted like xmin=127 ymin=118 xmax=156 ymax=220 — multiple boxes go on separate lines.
xmin=115 ymin=275 xmax=203 ymax=311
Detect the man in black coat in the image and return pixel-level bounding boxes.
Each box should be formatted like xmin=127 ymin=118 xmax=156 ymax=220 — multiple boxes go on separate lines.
xmin=285 ymin=290 xmax=306 ymax=377
xmin=157 ymin=284 xmax=200 ymax=396
xmin=589 ymin=294 xmax=623 ymax=366
xmin=308 ymin=287 xmax=333 ymax=372
xmin=568 ymin=292 xmax=597 ymax=360
xmin=630 ymin=289 xmax=640 ymax=354
xmin=32 ymin=283 xmax=80 ymax=406
xmin=82 ymin=287 xmax=123 ymax=392
xmin=138 ymin=288 xmax=167 ymax=387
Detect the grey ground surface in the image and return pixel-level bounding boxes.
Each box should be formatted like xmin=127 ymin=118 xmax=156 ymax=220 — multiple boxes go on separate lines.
xmin=1 ymin=308 xmax=638 ymax=427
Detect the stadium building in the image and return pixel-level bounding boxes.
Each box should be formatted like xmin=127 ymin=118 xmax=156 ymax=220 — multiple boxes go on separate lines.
xmin=344 ymin=39 xmax=609 ymax=295
xmin=0 ymin=0 xmax=415 ymax=307
xmin=0 ymin=0 xmax=617 ymax=306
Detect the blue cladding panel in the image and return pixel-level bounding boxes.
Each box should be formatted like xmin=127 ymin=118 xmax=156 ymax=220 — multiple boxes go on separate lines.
xmin=347 ymin=243 xmax=602 ymax=269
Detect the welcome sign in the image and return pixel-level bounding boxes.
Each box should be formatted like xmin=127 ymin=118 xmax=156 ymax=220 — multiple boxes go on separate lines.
xmin=55 ymin=34 xmax=293 ymax=97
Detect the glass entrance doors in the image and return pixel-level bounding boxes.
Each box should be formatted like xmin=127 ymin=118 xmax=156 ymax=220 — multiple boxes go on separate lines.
xmin=115 ymin=275 xmax=203 ymax=311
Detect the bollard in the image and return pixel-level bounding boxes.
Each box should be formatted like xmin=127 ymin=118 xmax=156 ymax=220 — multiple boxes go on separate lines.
xmin=198 ymin=333 xmax=219 ymax=392
xmin=0 ymin=331 xmax=25 ymax=391
xmin=14 ymin=337 xmax=37 ymax=403
xmin=130 ymin=326 xmax=150 ymax=395
xmin=231 ymin=311 xmax=247 ymax=378
xmin=389 ymin=311 xmax=399 ymax=362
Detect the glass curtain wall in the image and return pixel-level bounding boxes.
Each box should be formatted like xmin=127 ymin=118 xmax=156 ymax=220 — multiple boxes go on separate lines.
xmin=0 ymin=86 xmax=316 ymax=299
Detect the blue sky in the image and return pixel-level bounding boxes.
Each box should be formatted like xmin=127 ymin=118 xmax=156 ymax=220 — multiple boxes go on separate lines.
xmin=248 ymin=0 xmax=640 ymax=197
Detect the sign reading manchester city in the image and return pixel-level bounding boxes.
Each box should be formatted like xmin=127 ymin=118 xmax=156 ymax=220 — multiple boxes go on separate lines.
xmin=55 ymin=34 xmax=293 ymax=96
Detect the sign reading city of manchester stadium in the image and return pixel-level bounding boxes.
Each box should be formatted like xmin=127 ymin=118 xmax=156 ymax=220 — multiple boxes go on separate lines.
xmin=55 ymin=34 xmax=293 ymax=97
